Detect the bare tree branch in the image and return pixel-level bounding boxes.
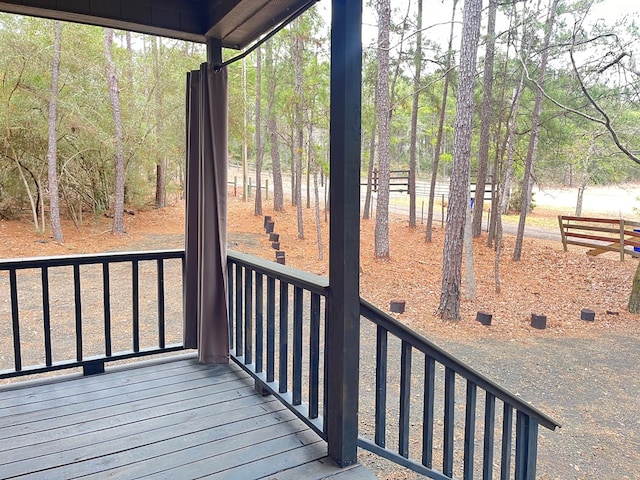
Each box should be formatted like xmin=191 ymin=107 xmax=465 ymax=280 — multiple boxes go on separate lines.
xmin=521 ymin=24 xmax=640 ymax=166
xmin=596 ymin=51 xmax=628 ymax=74
xmin=568 ymin=30 xmax=640 ymax=165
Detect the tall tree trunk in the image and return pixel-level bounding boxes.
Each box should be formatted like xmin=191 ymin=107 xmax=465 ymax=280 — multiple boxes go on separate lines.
xmin=255 ymin=45 xmax=264 ymax=216
xmin=104 ymin=28 xmax=126 ymax=234
xmin=47 ymin=20 xmax=63 ymax=243
xmin=363 ymin=96 xmax=378 ymax=220
xmin=500 ymin=0 xmax=534 ymax=216
xmin=152 ymin=37 xmax=166 ymax=208
xmin=438 ymin=0 xmax=482 ymax=320
xmin=125 ymin=31 xmax=134 ymax=89
xmin=494 ymin=203 xmax=504 ymax=293
xmin=305 ymin=107 xmax=323 ymax=260
xmin=266 ymin=40 xmax=284 ymax=211
xmin=374 ymin=0 xmax=391 ymax=258
xmin=242 ymin=57 xmax=248 ymax=202
xmin=575 ymin=184 xmax=586 ymax=216
xmin=487 ymin=5 xmax=516 ymax=247
xmin=306 ymin=149 xmax=311 ymax=209
xmin=472 ymin=0 xmax=497 ymax=237
xmin=426 ymin=0 xmax=458 ymax=242
xmin=155 ymin=164 xmax=165 ymax=207
xmin=290 ymin=129 xmax=295 ymax=206
xmin=501 ymin=77 xmax=525 ymax=215
xmin=293 ymin=21 xmax=304 ymax=239
xmin=487 ymin=123 xmax=506 ymax=247
xmin=408 ymin=0 xmax=423 ymax=228
xmin=513 ymin=0 xmax=560 ymax=260
xmin=14 ymin=157 xmax=40 ymax=231
xmin=464 ymin=199 xmax=475 ymax=300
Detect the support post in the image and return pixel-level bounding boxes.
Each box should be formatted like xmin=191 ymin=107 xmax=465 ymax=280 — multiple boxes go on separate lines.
xmin=620 ymin=220 xmax=625 ymax=261
xmin=206 ymin=38 xmax=222 ymax=65
xmin=558 ymin=216 xmax=567 ymax=252
xmin=327 ymin=0 xmax=362 ymax=468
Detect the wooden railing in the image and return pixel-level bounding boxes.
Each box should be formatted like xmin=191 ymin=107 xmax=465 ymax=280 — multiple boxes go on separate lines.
xmin=358 ymin=300 xmax=560 ymax=480
xmin=1 ymin=249 xmax=558 ymax=478
xmin=558 ymin=216 xmax=640 ymax=260
xmin=226 ymin=253 xmax=559 ymax=479
xmin=226 ymin=250 xmax=329 ymax=439
xmin=0 ymin=250 xmax=185 ymax=379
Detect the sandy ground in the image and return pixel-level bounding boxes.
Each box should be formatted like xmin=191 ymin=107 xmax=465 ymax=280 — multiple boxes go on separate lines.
xmin=533 ymin=184 xmax=640 ymax=217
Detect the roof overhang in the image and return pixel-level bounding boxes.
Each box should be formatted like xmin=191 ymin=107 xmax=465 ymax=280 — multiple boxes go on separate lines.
xmin=0 ymin=0 xmax=318 ymax=49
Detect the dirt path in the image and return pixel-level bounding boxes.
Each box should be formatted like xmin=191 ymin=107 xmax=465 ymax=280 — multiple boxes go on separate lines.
xmin=431 ymin=335 xmax=640 ymax=480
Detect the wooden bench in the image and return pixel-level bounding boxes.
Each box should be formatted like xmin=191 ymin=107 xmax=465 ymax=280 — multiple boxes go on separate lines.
xmin=558 ymin=216 xmax=640 ymax=261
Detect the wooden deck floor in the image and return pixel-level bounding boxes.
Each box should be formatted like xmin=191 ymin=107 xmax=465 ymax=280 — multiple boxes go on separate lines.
xmin=0 ymin=354 xmax=375 ymax=479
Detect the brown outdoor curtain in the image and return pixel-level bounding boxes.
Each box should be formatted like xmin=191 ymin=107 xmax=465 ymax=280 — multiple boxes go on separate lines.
xmin=184 ymin=63 xmax=229 ymax=364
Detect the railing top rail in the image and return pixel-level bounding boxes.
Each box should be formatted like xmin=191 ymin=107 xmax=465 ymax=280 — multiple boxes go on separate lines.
xmin=228 ymin=250 xmax=329 ymax=294
xmin=0 ymin=249 xmax=184 ymax=270
xmin=560 ymin=216 xmax=622 ymax=224
xmin=360 ymin=298 xmax=561 ymax=431
xmin=560 ymin=216 xmax=640 ymax=228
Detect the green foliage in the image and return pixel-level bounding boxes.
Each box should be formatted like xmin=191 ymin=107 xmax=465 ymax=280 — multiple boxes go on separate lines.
xmin=0 ymin=15 xmax=204 ymax=220
xmin=2 ymin=0 xmax=640 ymax=224
xmin=508 ymin=186 xmax=535 ymax=214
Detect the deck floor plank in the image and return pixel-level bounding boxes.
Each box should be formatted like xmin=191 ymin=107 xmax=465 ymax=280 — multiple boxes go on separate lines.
xmin=143 ymin=432 xmax=326 ymax=480
xmin=0 ymin=367 xmax=237 ymax=419
xmin=0 ymin=355 xmax=375 ymax=479
xmin=0 ymin=398 xmax=286 ymax=471
xmin=0 ymin=383 xmax=269 ymax=452
xmin=0 ymin=357 xmax=205 ymax=406
xmin=0 ymin=381 xmax=252 ymax=439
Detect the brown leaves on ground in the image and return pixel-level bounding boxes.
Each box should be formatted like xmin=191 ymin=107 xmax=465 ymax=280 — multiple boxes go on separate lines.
xmin=2 ymin=194 xmax=639 ymax=341
xmin=229 ymin=196 xmax=640 ymax=341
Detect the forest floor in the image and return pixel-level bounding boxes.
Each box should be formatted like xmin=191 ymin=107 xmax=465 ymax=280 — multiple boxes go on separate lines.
xmin=1 ymin=194 xmax=639 ymax=479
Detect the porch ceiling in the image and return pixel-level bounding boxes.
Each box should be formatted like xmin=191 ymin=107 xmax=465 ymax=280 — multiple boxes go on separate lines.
xmin=0 ymin=0 xmax=318 ymax=48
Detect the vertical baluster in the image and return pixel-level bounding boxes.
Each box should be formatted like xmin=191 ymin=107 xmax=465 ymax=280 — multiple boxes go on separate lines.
xmin=73 ymin=264 xmax=83 ymax=361
xmin=157 ymin=258 xmax=165 ymax=349
xmin=227 ymin=261 xmax=234 ymax=350
xmin=500 ymin=404 xmax=513 ymax=480
xmin=244 ymin=268 xmax=253 ymax=364
xmin=9 ymin=268 xmax=21 ymax=371
xmin=103 ymin=262 xmax=112 ymax=356
xmin=483 ymin=392 xmax=496 ymax=480
xmin=527 ymin=421 xmax=539 ymax=480
xmin=309 ymin=292 xmax=320 ymax=419
xmin=374 ymin=326 xmax=388 ymax=447
xmin=528 ymin=420 xmax=538 ymax=480
xmin=464 ymin=381 xmax=477 ymax=480
xmin=322 ymin=299 xmax=329 ymax=433
xmin=515 ymin=412 xmax=538 ymax=480
xmin=422 ymin=355 xmax=436 ymax=468
xmin=41 ymin=267 xmax=52 ymax=367
xmin=279 ymin=281 xmax=289 ymax=393
xmin=443 ymin=367 xmax=456 ymax=477
xmin=132 ymin=260 xmax=140 ymax=352
xmin=235 ymin=264 xmax=243 ymax=356
xmin=292 ymin=286 xmax=303 ymax=405
xmin=266 ymin=276 xmax=275 ymax=382
xmin=399 ymin=340 xmax=412 ymax=458
xmin=255 ymin=273 xmax=264 ymax=373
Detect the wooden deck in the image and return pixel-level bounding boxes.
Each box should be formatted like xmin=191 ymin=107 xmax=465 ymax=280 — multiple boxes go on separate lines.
xmin=0 ymin=354 xmax=375 ymax=479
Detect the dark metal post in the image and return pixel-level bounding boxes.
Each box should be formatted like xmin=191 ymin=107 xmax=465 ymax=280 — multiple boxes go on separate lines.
xmin=206 ymin=38 xmax=222 ymax=65
xmin=327 ymin=0 xmax=362 ymax=467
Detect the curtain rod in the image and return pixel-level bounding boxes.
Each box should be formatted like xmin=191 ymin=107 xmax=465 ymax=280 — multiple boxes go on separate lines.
xmin=213 ymin=0 xmax=320 ymax=70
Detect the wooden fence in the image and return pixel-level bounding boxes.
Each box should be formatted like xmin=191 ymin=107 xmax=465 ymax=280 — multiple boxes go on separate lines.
xmin=558 ymin=216 xmax=640 ymax=261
